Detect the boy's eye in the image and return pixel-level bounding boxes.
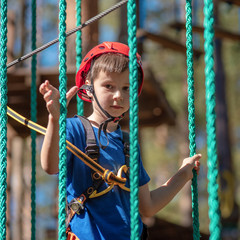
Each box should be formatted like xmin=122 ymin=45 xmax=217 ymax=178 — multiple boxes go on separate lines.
xmin=105 ymin=84 xmax=113 ymax=89
xmin=123 ymin=86 xmax=129 ymax=91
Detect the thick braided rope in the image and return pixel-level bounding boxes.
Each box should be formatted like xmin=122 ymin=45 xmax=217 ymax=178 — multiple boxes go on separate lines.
xmin=75 ymin=0 xmax=84 ymax=116
xmin=185 ymin=1 xmax=200 ymax=239
xmin=58 ymin=0 xmax=67 ymax=239
xmin=0 ymin=0 xmax=8 ymax=239
xmin=30 ymin=0 xmax=37 ymax=238
xmin=203 ymin=0 xmax=221 ymax=239
xmin=127 ymin=1 xmax=140 ymax=239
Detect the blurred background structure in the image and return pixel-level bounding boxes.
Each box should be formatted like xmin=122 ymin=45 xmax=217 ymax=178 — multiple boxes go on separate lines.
xmin=4 ymin=0 xmax=240 ymax=239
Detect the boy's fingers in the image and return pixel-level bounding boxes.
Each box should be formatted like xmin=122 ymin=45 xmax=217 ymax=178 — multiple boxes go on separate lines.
xmin=193 ymin=154 xmax=202 ymax=161
xmin=43 ymin=90 xmax=53 ymax=101
xmin=39 ymin=83 xmax=46 ymax=94
xmin=39 ymin=80 xmax=50 ymax=94
xmin=66 ymin=86 xmax=78 ymax=101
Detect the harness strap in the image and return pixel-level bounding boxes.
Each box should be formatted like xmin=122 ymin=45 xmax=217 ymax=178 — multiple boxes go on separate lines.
xmin=122 ymin=131 xmax=130 ymax=171
xmin=66 ymin=226 xmax=80 ymax=240
xmin=78 ymin=116 xmax=100 ymax=160
xmin=67 ymin=116 xmax=104 ymax=226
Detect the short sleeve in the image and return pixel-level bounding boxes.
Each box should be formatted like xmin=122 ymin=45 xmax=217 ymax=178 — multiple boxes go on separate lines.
xmin=138 ymin=146 xmax=150 ymax=186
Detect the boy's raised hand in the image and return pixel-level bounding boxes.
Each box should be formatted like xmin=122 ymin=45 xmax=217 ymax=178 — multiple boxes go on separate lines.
xmin=66 ymin=84 xmax=79 ymax=106
xmin=39 ymin=80 xmax=78 ymax=120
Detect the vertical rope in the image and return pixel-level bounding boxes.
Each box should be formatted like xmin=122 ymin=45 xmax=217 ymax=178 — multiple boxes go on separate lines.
xmin=203 ymin=0 xmax=221 ymax=239
xmin=58 ymin=0 xmax=67 ymax=239
xmin=127 ymin=1 xmax=140 ymax=239
xmin=75 ymin=0 xmax=84 ymax=116
xmin=0 ymin=0 xmax=8 ymax=239
xmin=31 ymin=0 xmax=37 ymax=238
xmin=185 ymin=1 xmax=200 ymax=239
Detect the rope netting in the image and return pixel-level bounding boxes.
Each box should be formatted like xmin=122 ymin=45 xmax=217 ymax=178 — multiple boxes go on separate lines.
xmin=185 ymin=1 xmax=200 ymax=239
xmin=203 ymin=0 xmax=221 ymax=239
xmin=30 ymin=0 xmax=37 ymax=239
xmin=127 ymin=0 xmax=141 ymax=239
xmin=0 ymin=0 xmax=8 ymax=239
xmin=75 ymin=0 xmax=84 ymax=116
xmin=58 ymin=0 xmax=68 ymax=239
xmin=0 ymin=1 xmax=223 ymax=240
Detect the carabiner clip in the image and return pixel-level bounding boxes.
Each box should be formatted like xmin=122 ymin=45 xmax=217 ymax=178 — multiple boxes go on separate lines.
xmin=69 ymin=195 xmax=86 ymax=214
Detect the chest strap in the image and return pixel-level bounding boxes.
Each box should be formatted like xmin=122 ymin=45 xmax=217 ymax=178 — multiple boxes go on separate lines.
xmin=68 ymin=116 xmax=103 ymax=215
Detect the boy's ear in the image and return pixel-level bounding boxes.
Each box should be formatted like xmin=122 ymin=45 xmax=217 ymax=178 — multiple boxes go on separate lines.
xmin=85 ymin=79 xmax=93 ymax=98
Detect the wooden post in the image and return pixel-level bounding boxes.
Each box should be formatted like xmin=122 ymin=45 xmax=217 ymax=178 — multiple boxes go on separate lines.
xmin=66 ymin=0 xmax=99 ymax=68
xmin=6 ymin=125 xmax=17 ymax=240
xmin=11 ymin=136 xmax=24 ymax=240
xmin=81 ymin=0 xmax=99 ymax=54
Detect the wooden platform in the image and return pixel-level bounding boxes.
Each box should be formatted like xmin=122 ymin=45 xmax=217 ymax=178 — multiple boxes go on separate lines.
xmin=220 ymin=0 xmax=240 ymax=6
xmin=170 ymin=22 xmax=240 ymax=42
xmin=146 ymin=217 xmax=209 ymax=240
xmin=137 ymin=29 xmax=203 ymax=58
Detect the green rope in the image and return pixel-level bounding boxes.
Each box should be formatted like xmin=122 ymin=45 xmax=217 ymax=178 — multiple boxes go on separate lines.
xmin=203 ymin=0 xmax=221 ymax=239
xmin=0 ymin=0 xmax=8 ymax=239
xmin=30 ymin=0 xmax=37 ymax=239
xmin=185 ymin=1 xmax=200 ymax=239
xmin=127 ymin=1 xmax=140 ymax=239
xmin=75 ymin=0 xmax=84 ymax=116
xmin=58 ymin=0 xmax=67 ymax=239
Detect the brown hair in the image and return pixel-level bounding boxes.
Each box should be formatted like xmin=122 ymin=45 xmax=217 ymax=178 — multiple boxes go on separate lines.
xmin=86 ymin=53 xmax=142 ymax=83
xmin=86 ymin=53 xmax=129 ymax=82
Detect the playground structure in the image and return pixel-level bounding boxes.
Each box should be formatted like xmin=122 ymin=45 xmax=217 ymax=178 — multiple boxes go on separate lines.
xmin=0 ymin=0 xmax=240 ymax=239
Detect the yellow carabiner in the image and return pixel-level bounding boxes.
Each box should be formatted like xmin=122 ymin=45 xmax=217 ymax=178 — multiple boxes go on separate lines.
xmin=90 ymin=184 xmax=114 ymax=198
xmin=90 ymin=165 xmax=130 ymax=198
xmin=117 ymin=165 xmax=130 ymax=192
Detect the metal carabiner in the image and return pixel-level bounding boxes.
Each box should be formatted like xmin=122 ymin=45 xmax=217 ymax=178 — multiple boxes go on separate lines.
xmin=69 ymin=195 xmax=86 ymax=214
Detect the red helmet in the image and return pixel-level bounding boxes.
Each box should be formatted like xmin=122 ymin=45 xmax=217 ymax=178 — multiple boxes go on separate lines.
xmin=76 ymin=41 xmax=144 ymax=102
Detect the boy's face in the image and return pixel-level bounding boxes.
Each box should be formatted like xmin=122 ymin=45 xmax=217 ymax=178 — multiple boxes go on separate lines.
xmin=91 ymin=70 xmax=130 ymax=118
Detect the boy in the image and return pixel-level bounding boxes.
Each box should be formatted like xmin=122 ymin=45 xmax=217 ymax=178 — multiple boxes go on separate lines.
xmin=39 ymin=42 xmax=201 ymax=240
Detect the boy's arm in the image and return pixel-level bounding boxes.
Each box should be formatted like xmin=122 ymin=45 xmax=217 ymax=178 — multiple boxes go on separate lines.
xmin=139 ymin=154 xmax=201 ymax=217
xmin=39 ymin=80 xmax=78 ymax=174
xmin=41 ymin=115 xmax=60 ymax=174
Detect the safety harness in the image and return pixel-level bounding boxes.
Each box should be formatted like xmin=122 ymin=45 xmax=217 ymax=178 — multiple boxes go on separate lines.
xmin=66 ymin=116 xmax=130 ymax=238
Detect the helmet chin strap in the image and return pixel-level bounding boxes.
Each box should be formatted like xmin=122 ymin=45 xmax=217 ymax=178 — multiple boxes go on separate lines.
xmin=87 ymin=84 xmax=125 ymax=149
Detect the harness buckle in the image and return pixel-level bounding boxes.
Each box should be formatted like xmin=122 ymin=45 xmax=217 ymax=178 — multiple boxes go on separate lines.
xmin=85 ymin=145 xmax=99 ymax=160
xmin=69 ymin=195 xmax=86 ymax=214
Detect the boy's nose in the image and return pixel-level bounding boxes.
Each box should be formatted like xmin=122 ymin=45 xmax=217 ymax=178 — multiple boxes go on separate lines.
xmin=113 ymin=90 xmax=123 ymax=100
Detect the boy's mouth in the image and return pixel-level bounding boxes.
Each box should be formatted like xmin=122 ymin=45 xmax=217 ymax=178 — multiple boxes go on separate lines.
xmin=111 ymin=105 xmax=123 ymax=109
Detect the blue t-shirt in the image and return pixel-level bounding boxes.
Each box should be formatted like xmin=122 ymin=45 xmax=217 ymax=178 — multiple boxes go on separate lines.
xmin=66 ymin=116 xmax=150 ymax=240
